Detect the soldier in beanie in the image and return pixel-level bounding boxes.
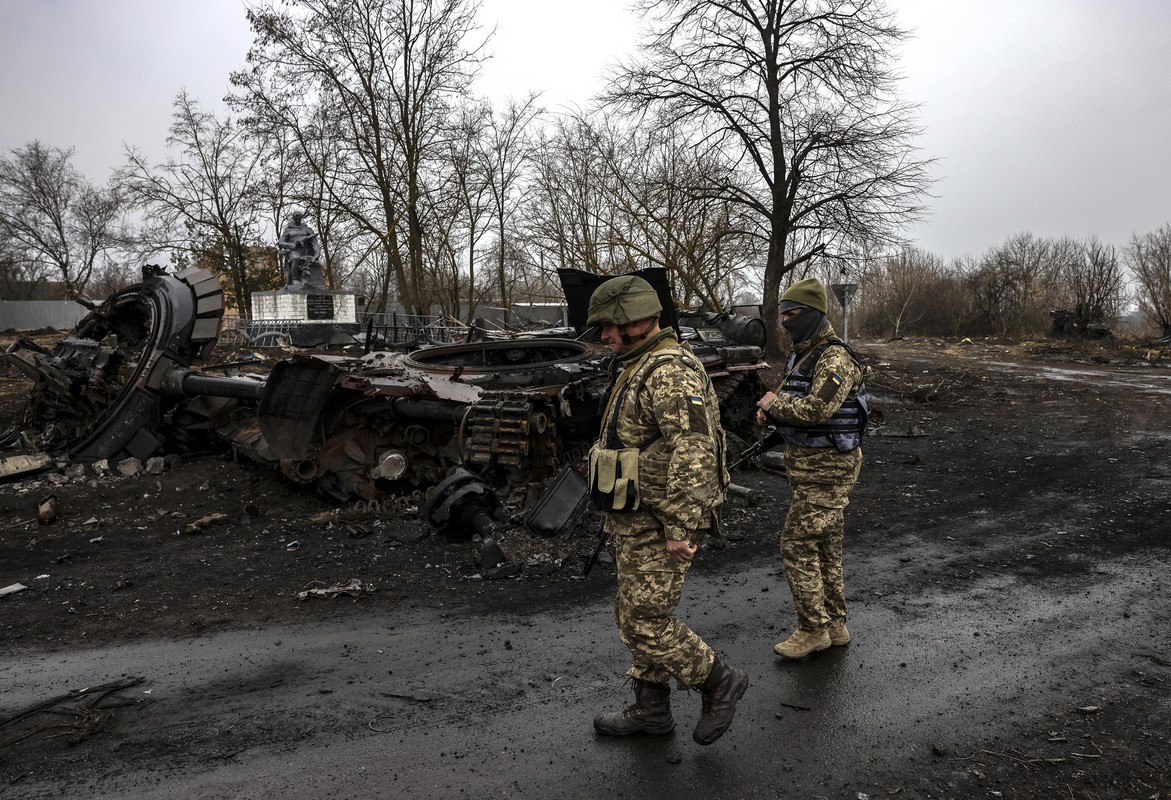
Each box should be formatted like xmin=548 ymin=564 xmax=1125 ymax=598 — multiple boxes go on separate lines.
xmin=586 ymin=274 xmax=749 ymax=745
xmin=755 ymin=278 xmax=869 ymax=659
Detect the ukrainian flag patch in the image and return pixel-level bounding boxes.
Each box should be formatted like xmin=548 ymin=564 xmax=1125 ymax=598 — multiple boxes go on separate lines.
xmin=686 ymin=394 xmax=709 ymax=433
xmin=818 ymin=373 xmax=845 ymax=402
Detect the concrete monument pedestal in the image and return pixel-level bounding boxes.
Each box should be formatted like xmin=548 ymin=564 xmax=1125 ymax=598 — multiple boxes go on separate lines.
xmin=250 ymin=288 xmax=361 ymax=347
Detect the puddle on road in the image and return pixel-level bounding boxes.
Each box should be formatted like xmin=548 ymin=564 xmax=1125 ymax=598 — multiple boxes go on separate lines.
xmin=886 ymin=349 xmax=1171 ymax=395
xmin=949 ymin=359 xmax=1171 ymax=396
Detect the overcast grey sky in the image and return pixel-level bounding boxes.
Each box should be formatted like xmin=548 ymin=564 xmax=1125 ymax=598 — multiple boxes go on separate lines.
xmin=2 ymin=0 xmax=1168 ymax=263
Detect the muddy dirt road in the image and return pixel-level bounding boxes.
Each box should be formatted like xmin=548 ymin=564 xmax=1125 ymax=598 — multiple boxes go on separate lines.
xmin=2 ymin=337 xmax=1169 ymax=799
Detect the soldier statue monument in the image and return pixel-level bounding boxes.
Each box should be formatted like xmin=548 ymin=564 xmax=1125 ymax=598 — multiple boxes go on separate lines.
xmin=250 ymin=209 xmax=359 ymax=346
xmin=277 ymin=210 xmax=325 ymax=290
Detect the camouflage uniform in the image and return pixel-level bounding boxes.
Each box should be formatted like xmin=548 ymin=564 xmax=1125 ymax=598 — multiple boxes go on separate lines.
xmin=599 ymin=328 xmax=727 ymax=688
xmin=764 ymin=322 xmax=865 ymax=634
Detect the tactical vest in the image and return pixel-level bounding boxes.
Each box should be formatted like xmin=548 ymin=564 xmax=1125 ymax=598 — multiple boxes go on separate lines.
xmin=588 ymin=339 xmax=726 ymax=515
xmin=777 ymin=337 xmax=869 ymax=453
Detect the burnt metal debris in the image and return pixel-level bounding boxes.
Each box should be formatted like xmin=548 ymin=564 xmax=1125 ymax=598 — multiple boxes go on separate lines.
xmin=1 ymin=264 xmax=230 ymax=460
xmin=2 ymin=266 xmax=770 ymax=564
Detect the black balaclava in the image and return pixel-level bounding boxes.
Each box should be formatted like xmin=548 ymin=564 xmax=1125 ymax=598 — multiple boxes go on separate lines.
xmin=781 ymin=306 xmax=825 ymax=345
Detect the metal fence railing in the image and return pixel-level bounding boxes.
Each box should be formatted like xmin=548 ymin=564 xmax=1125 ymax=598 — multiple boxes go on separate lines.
xmin=359 ymin=312 xmax=466 ymax=353
xmin=215 ymin=312 xmax=474 ymax=351
xmin=218 ymin=316 xmax=304 ymax=347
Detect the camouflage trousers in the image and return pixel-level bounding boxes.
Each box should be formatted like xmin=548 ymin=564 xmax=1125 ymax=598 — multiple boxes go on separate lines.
xmin=612 ymin=526 xmax=715 ymax=688
xmin=780 ymin=446 xmax=863 ymax=633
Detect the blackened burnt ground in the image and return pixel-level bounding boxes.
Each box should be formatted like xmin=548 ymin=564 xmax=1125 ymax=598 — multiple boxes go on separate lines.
xmin=1 ymin=333 xmax=1169 ymax=799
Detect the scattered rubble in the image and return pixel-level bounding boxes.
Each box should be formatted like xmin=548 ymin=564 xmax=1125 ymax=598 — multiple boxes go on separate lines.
xmin=35 ymin=495 xmax=59 ymax=525
xmin=181 ymin=513 xmax=230 ymax=534
xmin=296 ymin=578 xmax=372 ymax=601
xmin=0 ymin=453 xmax=52 ymax=482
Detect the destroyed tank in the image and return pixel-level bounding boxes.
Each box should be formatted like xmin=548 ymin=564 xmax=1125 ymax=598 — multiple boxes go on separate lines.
xmin=2 ymin=266 xmax=770 ymax=544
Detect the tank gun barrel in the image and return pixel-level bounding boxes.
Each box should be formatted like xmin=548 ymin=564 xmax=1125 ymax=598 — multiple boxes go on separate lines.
xmin=161 ymin=369 xmax=267 ymax=401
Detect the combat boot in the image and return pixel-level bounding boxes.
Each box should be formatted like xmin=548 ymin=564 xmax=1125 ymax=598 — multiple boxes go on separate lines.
xmin=774 ymin=629 xmax=831 ymax=659
xmin=827 ymin=622 xmax=851 ymax=646
xmin=593 ymin=679 xmax=675 ymax=736
xmin=692 ymin=658 xmax=749 ymax=745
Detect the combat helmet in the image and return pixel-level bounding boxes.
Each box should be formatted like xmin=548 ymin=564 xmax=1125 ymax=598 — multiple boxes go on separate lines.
xmin=587 ymin=275 xmax=663 ymax=327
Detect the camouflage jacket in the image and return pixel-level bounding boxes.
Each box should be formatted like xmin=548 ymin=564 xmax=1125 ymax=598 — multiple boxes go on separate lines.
xmin=598 ymin=329 xmax=727 ymax=540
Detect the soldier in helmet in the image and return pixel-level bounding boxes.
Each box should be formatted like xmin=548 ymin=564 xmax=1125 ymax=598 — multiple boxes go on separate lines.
xmin=755 ymin=278 xmax=869 ymax=659
xmin=586 ymin=274 xmax=749 ymax=746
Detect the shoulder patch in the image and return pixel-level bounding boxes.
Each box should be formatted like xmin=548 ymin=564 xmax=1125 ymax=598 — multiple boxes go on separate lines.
xmin=817 ymin=372 xmax=845 ymax=402
xmin=685 ymin=393 xmax=710 ymax=434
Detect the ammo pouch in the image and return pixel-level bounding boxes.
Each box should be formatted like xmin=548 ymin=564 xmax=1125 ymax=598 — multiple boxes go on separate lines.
xmin=587 ymin=444 xmax=644 ymax=512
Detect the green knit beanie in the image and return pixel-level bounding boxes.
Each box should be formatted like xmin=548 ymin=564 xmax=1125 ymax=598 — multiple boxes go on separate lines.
xmin=779 ymin=278 xmax=828 ymax=314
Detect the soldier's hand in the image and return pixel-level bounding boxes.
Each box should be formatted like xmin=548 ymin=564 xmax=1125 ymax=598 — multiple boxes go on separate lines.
xmin=756 ymin=391 xmax=777 ymax=411
xmin=665 ymin=539 xmax=697 ymax=563
xmin=755 ymin=408 xmax=770 ymax=426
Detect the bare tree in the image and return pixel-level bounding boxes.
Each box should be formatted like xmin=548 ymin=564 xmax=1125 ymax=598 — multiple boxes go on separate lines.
xmin=1056 ymin=236 xmax=1124 ymax=337
xmin=857 ymin=247 xmax=926 ymax=338
xmin=115 ymin=92 xmax=266 ymax=312
xmin=1126 ymin=225 xmax=1171 ymax=338
xmin=0 ymin=141 xmax=123 ymax=300
xmin=249 ymin=125 xmax=300 ymax=254
xmin=248 ymin=124 xmax=332 ymax=288
xmin=521 ymin=110 xmax=755 ymax=312
xmin=480 ymin=94 xmax=541 ymax=324
xmin=523 ymin=112 xmax=625 ymax=276
xmin=85 ymin=260 xmax=139 ymax=299
xmin=446 ymin=100 xmax=494 ymax=320
xmin=414 ymin=146 xmax=489 ymax=319
xmin=0 ymin=234 xmax=44 ymax=299
xmin=232 ymin=0 xmax=488 ymax=314
xmin=605 ymin=0 xmax=932 ymax=356
xmin=600 ymin=115 xmax=755 ymax=310
xmin=280 ymin=109 xmax=367 ymax=292
xmin=966 ymin=233 xmax=1064 ymax=337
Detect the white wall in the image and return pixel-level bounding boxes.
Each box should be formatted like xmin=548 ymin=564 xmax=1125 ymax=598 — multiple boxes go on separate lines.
xmin=0 ymin=301 xmax=90 ymax=331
